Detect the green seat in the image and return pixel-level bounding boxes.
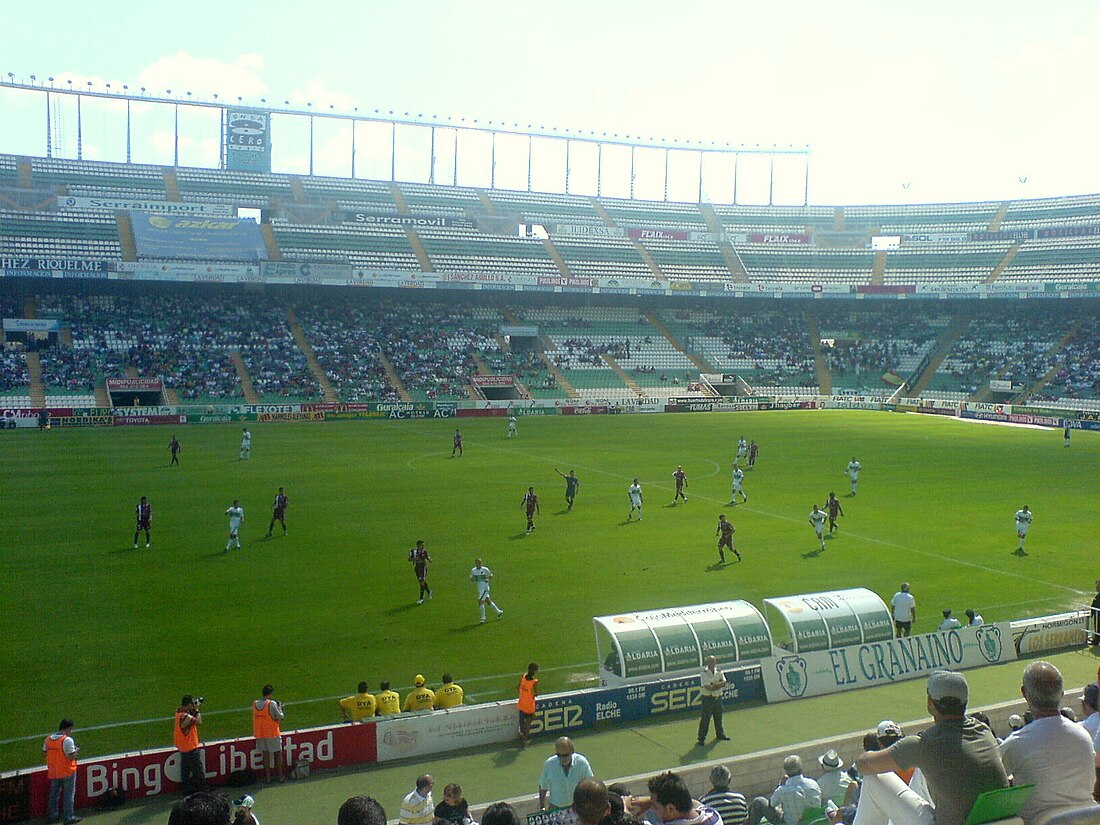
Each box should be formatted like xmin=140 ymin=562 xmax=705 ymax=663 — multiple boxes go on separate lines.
xmin=963 ymin=784 xmax=1034 ymax=825
xmin=798 ymin=805 xmax=829 ymax=825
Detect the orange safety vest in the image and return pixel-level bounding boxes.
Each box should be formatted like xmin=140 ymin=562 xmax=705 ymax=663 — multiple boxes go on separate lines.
xmin=44 ymin=734 xmax=77 ymax=779
xmin=174 ymin=711 xmax=199 ymax=752
xmin=253 ymin=699 xmax=281 ymax=739
xmin=517 ymin=676 xmax=538 ymax=714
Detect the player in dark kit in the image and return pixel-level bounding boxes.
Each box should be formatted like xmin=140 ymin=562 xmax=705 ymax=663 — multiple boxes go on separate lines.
xmin=522 ymin=487 xmax=540 ymax=533
xmin=409 ymin=540 xmax=432 ymax=604
xmin=134 ymin=496 xmax=152 ymax=548
xmin=555 ymin=469 xmax=580 ymax=510
xmin=716 ymin=514 xmax=739 ymax=562
xmin=825 ymin=492 xmax=843 ymax=534
xmin=169 ymin=436 xmax=181 ymax=466
xmin=452 ymin=429 xmax=463 ymax=457
xmin=672 ymin=465 xmax=688 ymax=504
xmin=748 ymin=440 xmax=758 ymax=469
xmin=267 ymin=487 xmax=289 ymax=537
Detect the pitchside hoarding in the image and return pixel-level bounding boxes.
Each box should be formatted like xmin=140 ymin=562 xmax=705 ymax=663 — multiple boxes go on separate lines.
xmin=761 ymin=623 xmax=1016 ymax=702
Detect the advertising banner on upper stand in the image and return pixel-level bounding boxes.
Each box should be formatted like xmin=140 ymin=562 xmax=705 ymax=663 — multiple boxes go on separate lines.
xmin=761 ymin=623 xmax=1016 ymax=702
xmin=130 ymin=213 xmax=269 ymax=262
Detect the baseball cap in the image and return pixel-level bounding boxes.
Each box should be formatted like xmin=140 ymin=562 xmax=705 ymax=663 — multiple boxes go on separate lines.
xmin=234 ymin=795 xmax=255 ymax=809
xmin=877 ymin=720 xmax=902 ymax=738
xmin=927 ymin=670 xmax=968 ymax=705
xmin=414 ymin=674 xmax=425 ymax=686
xmin=1007 ymin=714 xmax=1024 ymax=730
xmin=819 ymin=749 xmax=843 ymax=770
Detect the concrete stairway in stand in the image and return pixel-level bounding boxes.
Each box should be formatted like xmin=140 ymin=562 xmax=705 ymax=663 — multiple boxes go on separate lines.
xmin=286 ymin=307 xmax=339 ymax=402
xmin=230 ymin=350 xmax=261 ymax=404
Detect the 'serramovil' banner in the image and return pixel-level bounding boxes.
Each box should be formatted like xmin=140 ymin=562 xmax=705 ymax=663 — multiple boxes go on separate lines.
xmin=3 ymin=318 xmax=61 ymax=333
xmin=58 ymin=196 xmax=233 ymax=217
xmin=969 ymin=229 xmax=1036 ymax=242
xmin=1010 ymin=612 xmax=1088 ymax=656
xmin=130 ymin=213 xmax=268 ymax=262
xmin=336 ymin=211 xmax=468 ymax=228
xmin=531 ymin=667 xmax=765 ymax=738
xmin=18 ymin=725 xmax=374 ymax=818
xmin=0 ymin=257 xmax=108 ymax=272
xmin=375 ymin=703 xmax=518 ymax=762
xmin=225 ymin=109 xmax=271 ymax=173
xmin=1037 ymin=224 xmax=1100 ymax=239
xmin=105 ymin=377 xmax=163 ymax=392
xmin=761 ymin=623 xmax=1016 ymax=702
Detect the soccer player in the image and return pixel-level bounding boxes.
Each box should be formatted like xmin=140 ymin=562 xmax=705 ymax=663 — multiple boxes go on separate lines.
xmin=133 ymin=496 xmax=152 ymax=548
xmin=452 ymin=429 xmax=463 ymax=457
xmin=225 ymin=500 xmax=245 ymax=552
xmin=507 ymin=416 xmax=517 ymax=438
xmin=1064 ymin=421 xmax=1071 ymax=448
xmin=239 ymin=428 xmax=252 ymax=461
xmin=555 ymin=469 xmax=580 ymax=511
xmin=716 ymin=514 xmax=740 ymax=563
xmin=471 ymin=558 xmax=504 ymax=623
xmin=729 ymin=465 xmax=748 ymax=505
xmin=169 ymin=435 xmax=181 ymax=466
xmin=522 ymin=487 xmax=540 ymax=533
xmin=672 ymin=465 xmax=688 ymax=504
xmin=748 ymin=440 xmax=758 ymax=469
xmin=409 ymin=540 xmax=432 ymax=604
xmin=735 ymin=436 xmax=748 ymax=465
xmin=628 ymin=478 xmax=643 ymax=521
xmin=846 ymin=457 xmax=862 ymax=496
xmin=266 ymin=487 xmax=288 ymax=537
xmin=809 ymin=504 xmax=827 ymax=551
xmin=1015 ymin=505 xmax=1033 ymax=552
xmin=825 ymin=492 xmax=843 ymax=534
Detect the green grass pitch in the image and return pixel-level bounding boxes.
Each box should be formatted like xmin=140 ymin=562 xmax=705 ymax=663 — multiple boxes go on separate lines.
xmin=0 ymin=410 xmax=1093 ymax=769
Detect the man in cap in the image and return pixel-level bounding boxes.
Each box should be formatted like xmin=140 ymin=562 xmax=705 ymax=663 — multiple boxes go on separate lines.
xmin=853 ymin=670 xmax=1007 ymax=825
xmin=999 ymin=661 xmax=1094 ymax=825
xmin=403 ymin=675 xmax=435 ymax=712
xmin=746 ymin=755 xmax=822 ymax=825
xmin=876 ymin=721 xmax=913 ymax=785
xmin=234 ymin=795 xmax=260 ymax=825
xmin=816 ymin=749 xmax=853 ymax=807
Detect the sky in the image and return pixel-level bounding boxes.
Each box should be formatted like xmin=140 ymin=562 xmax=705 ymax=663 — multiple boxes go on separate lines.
xmin=2 ymin=0 xmax=1100 ymax=205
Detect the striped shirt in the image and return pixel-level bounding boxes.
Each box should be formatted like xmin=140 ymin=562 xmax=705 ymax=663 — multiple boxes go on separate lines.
xmin=700 ymin=789 xmax=748 ymax=825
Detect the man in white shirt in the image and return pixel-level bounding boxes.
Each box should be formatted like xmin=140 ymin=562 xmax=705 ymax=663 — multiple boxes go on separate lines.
xmin=470 ymin=558 xmax=503 ymax=624
xmin=225 ymin=500 xmax=245 ymax=552
xmin=1000 ymin=661 xmax=1094 ymax=825
xmin=730 ymin=466 xmax=748 ymax=505
xmin=816 ymin=749 xmax=853 ymax=808
xmin=1015 ymin=506 xmax=1032 ymax=552
xmin=846 ymin=458 xmax=862 ymax=496
xmin=808 ymin=505 xmax=826 ymax=552
xmin=746 ymin=755 xmax=822 ymax=825
xmin=938 ymin=610 xmax=962 ymax=631
xmin=964 ymin=609 xmax=984 ymax=627
xmin=1079 ymin=683 xmax=1100 ymax=739
xmin=891 ymin=583 xmax=916 ymax=637
xmin=240 ymin=427 xmax=252 ymax=460
xmin=399 ymin=775 xmax=435 ymax=825
xmin=697 ymin=656 xmax=731 ymax=746
xmin=538 ymin=737 xmax=594 ymax=811
xmin=628 ymin=479 xmax=643 ymax=521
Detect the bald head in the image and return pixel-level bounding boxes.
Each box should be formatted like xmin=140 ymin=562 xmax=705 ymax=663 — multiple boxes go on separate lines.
xmin=1022 ymin=661 xmax=1063 ymax=714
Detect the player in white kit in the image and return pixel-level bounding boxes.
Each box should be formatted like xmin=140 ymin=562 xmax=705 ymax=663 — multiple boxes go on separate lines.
xmin=808 ymin=504 xmax=827 ymax=551
xmin=239 ymin=427 xmax=252 ymax=460
xmin=225 ymin=500 xmax=245 ymax=552
xmin=471 ymin=558 xmax=504 ymax=623
xmin=730 ymin=465 xmax=748 ymax=505
xmin=628 ymin=479 xmax=643 ymax=521
xmin=846 ymin=457 xmax=861 ymax=496
xmin=1015 ymin=505 xmax=1032 ymax=552
xmin=507 ymin=416 xmax=517 ymax=438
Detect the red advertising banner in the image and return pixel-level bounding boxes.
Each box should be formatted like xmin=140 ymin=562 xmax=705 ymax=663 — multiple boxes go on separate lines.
xmin=626 ymin=228 xmax=689 ymax=241
xmin=457 ymin=407 xmax=509 ymax=417
xmin=21 ymin=724 xmax=376 ymax=817
xmin=105 ymin=377 xmax=164 ymax=392
xmin=747 ymin=233 xmax=810 ymax=244
xmin=472 ymin=375 xmax=515 ymax=387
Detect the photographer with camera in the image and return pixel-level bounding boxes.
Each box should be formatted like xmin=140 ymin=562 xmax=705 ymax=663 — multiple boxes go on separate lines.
xmin=175 ymin=694 xmax=205 ymax=796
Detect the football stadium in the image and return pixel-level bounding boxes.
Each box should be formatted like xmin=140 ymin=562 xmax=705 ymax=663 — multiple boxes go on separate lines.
xmin=3 ymin=6 xmax=1100 ymax=825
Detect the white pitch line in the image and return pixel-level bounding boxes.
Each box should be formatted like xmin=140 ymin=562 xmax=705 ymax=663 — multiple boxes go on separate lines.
xmin=0 ymin=662 xmax=593 ymax=746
